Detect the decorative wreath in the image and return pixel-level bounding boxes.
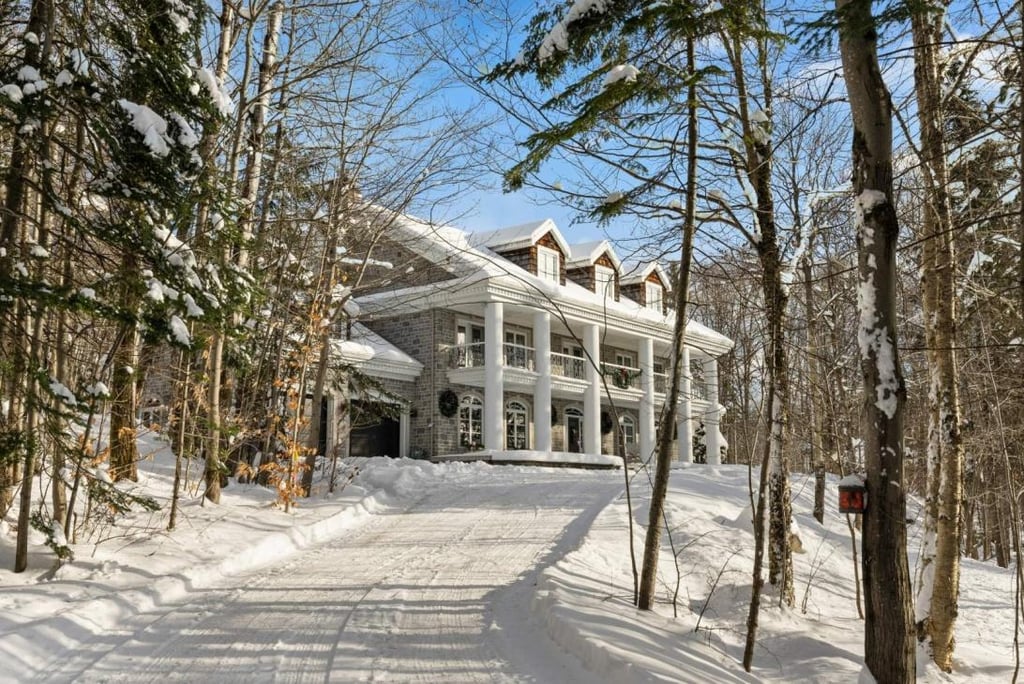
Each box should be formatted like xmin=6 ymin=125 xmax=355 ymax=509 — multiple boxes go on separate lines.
xmin=603 ymin=364 xmax=642 ymax=390
xmin=600 ymin=410 xmax=614 ymax=435
xmin=438 ymin=389 xmax=459 ymax=418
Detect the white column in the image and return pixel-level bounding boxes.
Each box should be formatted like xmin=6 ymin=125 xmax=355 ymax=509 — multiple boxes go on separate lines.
xmin=582 ymin=323 xmax=601 ymax=455
xmin=678 ymin=347 xmax=693 ymax=463
xmin=484 ymin=302 xmax=504 ymax=451
xmin=533 ymin=310 xmax=552 ymax=452
xmin=638 ymin=337 xmax=655 ymax=463
xmin=400 ymin=405 xmax=410 ymax=458
xmin=704 ymin=356 xmax=721 ymax=465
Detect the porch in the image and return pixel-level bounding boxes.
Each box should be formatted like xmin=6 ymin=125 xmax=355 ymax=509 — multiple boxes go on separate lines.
xmin=438 ymin=299 xmax=724 ymax=464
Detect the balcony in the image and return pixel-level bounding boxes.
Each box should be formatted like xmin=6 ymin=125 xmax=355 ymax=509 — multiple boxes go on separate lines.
xmin=445 ymin=342 xmax=711 ymax=404
xmin=551 ymin=351 xmax=586 ymax=380
xmin=448 ymin=342 xmax=535 ymax=371
xmin=600 ymin=362 xmax=642 ymax=391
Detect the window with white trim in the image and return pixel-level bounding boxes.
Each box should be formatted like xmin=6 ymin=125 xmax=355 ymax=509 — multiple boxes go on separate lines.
xmin=594 ymin=265 xmax=615 ymax=299
xmin=505 ymin=400 xmax=530 ymax=450
xmin=645 ymin=282 xmax=664 ymax=312
xmin=537 ymin=246 xmax=560 ymax=283
xmin=620 ymin=415 xmax=636 ymax=445
xmin=458 ymin=395 xmax=483 ymax=448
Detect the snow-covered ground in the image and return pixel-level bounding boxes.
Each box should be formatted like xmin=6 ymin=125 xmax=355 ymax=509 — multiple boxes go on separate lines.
xmin=0 ymin=435 xmax=1016 ymax=682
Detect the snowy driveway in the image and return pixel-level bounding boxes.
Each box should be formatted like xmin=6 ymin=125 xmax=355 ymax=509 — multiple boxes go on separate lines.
xmin=39 ymin=468 xmax=623 ymax=683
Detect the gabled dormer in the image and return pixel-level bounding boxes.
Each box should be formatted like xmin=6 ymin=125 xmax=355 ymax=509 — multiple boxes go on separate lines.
xmin=620 ymin=262 xmax=671 ymax=314
xmin=566 ymin=240 xmax=622 ymax=301
xmin=471 ymin=219 xmax=570 ymax=285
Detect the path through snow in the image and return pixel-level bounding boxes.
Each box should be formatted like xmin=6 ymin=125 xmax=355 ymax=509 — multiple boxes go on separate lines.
xmin=37 ymin=470 xmax=622 ymax=683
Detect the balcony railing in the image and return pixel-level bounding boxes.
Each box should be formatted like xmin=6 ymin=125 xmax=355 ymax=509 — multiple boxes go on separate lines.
xmin=503 ymin=343 xmax=534 ymax=370
xmin=446 ymin=344 xmax=710 ymax=399
xmin=448 ymin=342 xmax=485 ymax=369
xmin=551 ymin=351 xmax=586 ymax=380
xmin=653 ymin=372 xmax=708 ymax=400
xmin=654 ymin=372 xmax=668 ymax=394
xmin=600 ymin=362 xmax=642 ymax=390
xmin=447 ymin=342 xmax=535 ymax=370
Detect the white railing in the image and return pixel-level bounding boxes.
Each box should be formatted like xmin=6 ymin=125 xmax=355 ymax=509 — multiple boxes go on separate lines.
xmin=653 ymin=372 xmax=668 ymax=394
xmin=448 ymin=342 xmax=535 ymax=370
xmin=448 ymin=342 xmax=485 ymax=369
xmin=600 ymin=362 xmax=642 ymax=390
xmin=503 ymin=343 xmax=534 ymax=370
xmin=551 ymin=352 xmax=586 ymax=380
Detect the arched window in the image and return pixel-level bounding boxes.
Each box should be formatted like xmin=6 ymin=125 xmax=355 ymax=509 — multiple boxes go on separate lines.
xmin=459 ymin=394 xmax=483 ymax=448
xmin=620 ymin=414 xmax=636 ymax=445
xmin=506 ymin=400 xmax=530 ymax=450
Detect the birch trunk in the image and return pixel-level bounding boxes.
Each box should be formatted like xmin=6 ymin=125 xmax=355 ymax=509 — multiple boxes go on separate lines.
xmin=636 ymin=36 xmax=698 ymax=612
xmin=909 ymin=2 xmax=963 ymax=671
xmin=837 ymin=0 xmax=916 ymax=679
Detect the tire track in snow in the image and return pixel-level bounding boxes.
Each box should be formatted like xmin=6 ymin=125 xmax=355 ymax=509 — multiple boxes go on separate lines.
xmin=38 ymin=468 xmax=621 ymax=683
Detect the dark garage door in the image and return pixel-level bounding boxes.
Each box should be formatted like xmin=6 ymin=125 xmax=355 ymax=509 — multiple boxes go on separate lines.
xmin=349 ymin=401 xmax=400 ymax=458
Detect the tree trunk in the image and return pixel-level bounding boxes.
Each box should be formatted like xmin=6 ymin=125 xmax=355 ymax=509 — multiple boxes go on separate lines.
xmin=837 ymin=0 xmax=916 ymax=680
xmin=109 ymin=314 xmax=140 ymax=482
xmin=909 ymin=2 xmax=963 ymax=671
xmin=636 ymin=36 xmax=698 ymax=612
xmin=801 ymin=222 xmax=826 ymax=524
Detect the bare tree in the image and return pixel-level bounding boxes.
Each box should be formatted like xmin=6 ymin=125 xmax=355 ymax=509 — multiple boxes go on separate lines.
xmin=836 ymin=0 xmax=916 ymax=679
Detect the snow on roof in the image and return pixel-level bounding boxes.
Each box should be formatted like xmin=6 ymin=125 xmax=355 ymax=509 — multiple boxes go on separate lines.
xmin=334 ymin=323 xmax=423 ymax=372
xmin=619 ymin=260 xmax=672 ymax=291
xmin=565 ymin=240 xmax=622 ymax=270
xmin=469 ymin=218 xmax=571 ymax=257
xmin=354 ymin=208 xmax=731 ymax=355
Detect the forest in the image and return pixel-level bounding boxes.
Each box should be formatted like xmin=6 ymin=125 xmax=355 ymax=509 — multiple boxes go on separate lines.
xmin=0 ymin=0 xmax=1021 ymax=681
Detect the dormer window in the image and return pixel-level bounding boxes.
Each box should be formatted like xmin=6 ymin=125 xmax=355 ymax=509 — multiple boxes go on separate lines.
xmin=595 ymin=265 xmax=615 ymax=299
xmin=538 ymin=245 xmax=560 ymax=283
xmin=645 ymin=282 xmax=664 ymax=312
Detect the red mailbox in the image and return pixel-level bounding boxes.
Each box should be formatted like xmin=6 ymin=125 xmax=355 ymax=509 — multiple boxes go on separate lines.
xmin=838 ymin=475 xmax=867 ymax=514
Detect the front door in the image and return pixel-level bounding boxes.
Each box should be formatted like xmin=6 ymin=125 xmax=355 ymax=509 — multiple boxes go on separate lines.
xmin=565 ymin=408 xmax=583 ymax=453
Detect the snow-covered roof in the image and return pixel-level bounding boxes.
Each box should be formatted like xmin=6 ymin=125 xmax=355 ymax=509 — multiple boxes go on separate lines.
xmin=619 ymin=261 xmax=672 ymax=291
xmin=469 ymin=218 xmax=571 ymax=257
xmin=333 ymin=322 xmax=423 ymax=381
xmin=565 ymin=240 xmax=622 ymax=270
xmin=352 ymin=210 xmax=731 ymax=356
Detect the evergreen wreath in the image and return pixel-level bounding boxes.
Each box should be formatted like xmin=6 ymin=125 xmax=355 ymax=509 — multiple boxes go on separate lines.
xmin=438 ymin=389 xmax=459 ymax=418
xmin=600 ymin=410 xmax=614 ymax=435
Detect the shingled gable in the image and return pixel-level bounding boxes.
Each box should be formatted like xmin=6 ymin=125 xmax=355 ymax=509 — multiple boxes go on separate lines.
xmin=469 ymin=219 xmax=570 ymax=285
xmin=620 ymin=262 xmax=671 ymax=313
xmin=566 ymin=240 xmax=622 ymax=300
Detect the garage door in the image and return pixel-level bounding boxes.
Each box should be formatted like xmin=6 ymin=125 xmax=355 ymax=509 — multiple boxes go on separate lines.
xmin=349 ymin=401 xmax=400 ymax=458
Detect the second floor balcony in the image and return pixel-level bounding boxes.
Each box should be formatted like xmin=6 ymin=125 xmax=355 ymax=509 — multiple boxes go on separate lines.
xmin=445 ymin=341 xmax=708 ymax=401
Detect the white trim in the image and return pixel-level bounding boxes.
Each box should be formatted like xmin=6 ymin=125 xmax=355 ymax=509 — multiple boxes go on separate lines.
xmin=537 ymin=245 xmax=561 ymax=283
xmin=458 ymin=393 xmax=485 ymax=449
xmin=400 ymin=405 xmax=410 ymax=458
xmin=645 ymin=281 xmax=664 ymax=312
xmin=505 ymin=399 xmax=530 ymax=450
xmin=595 ymin=264 xmax=615 ymax=299
xmin=565 ymin=406 xmax=584 ymax=453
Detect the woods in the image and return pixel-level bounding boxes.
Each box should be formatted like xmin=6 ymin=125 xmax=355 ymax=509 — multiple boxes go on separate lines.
xmin=2 ymin=0 xmax=1024 ymax=680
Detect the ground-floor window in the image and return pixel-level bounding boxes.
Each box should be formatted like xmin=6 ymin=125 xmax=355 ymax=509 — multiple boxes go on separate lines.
xmin=506 ymin=400 xmax=529 ymax=450
xmin=459 ymin=394 xmax=483 ymax=448
xmin=620 ymin=414 xmax=636 ymax=445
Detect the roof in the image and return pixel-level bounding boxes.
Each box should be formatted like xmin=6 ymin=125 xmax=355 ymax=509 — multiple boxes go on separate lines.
xmin=620 ymin=261 xmax=672 ymax=291
xmin=565 ymin=240 xmax=623 ymax=270
xmin=333 ymin=322 xmax=423 ymax=381
xmin=350 ymin=209 xmax=731 ymax=357
xmin=469 ymin=218 xmax=571 ymax=257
